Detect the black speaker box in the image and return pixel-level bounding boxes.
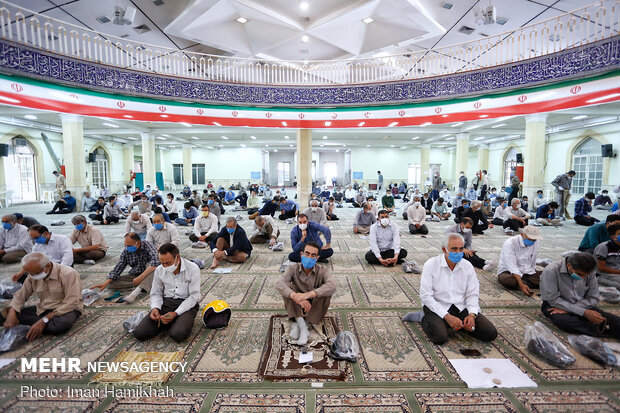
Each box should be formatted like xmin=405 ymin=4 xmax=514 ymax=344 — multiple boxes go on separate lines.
xmin=88 ymin=152 xmax=97 ymax=162
xmin=0 ymin=143 xmax=8 ymax=157
xmin=516 ymin=153 xmax=523 ymax=163
xmin=602 ymin=144 xmax=613 ymax=158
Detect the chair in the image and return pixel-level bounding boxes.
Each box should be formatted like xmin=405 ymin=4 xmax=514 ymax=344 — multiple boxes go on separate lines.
xmin=42 ymin=190 xmax=55 ymax=204
xmin=0 ymin=190 xmax=13 ymax=207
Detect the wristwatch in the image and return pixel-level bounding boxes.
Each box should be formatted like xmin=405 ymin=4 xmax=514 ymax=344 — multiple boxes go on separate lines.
xmin=42 ymin=316 xmax=50 ymax=324
xmin=470 ymin=313 xmax=477 ymax=319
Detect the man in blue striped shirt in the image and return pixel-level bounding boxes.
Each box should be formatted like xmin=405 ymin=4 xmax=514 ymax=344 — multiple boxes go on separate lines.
xmin=574 ymin=192 xmax=600 ymax=227
xmin=289 ymin=214 xmax=333 ymax=263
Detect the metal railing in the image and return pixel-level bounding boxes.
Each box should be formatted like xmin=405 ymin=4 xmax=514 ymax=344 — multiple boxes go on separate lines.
xmin=0 ymin=0 xmax=618 ymax=86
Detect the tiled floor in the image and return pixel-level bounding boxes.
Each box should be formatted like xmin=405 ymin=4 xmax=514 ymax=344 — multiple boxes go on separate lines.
xmin=0 ymin=194 xmax=618 ymax=413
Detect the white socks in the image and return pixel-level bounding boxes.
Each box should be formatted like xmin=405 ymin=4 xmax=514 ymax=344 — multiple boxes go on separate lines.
xmin=124 ymin=287 xmax=143 ymax=304
xmin=289 ymin=322 xmax=300 ymax=340
xmin=295 ymin=317 xmax=309 ymax=345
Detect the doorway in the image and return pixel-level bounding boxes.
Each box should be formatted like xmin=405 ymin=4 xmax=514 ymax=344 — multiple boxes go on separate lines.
xmin=277 ymin=162 xmax=290 ymax=187
xmin=324 ymin=161 xmax=338 ymax=186
xmin=3 ymin=137 xmax=38 ymax=202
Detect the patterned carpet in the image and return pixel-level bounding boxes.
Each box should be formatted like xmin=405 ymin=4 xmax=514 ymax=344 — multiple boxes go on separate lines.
xmin=0 ymin=194 xmax=618 ymax=412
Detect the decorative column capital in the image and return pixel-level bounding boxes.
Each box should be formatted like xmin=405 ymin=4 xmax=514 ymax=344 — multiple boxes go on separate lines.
xmin=420 ymin=144 xmax=430 ymax=149
xmin=456 ymin=132 xmax=470 ymax=140
xmin=60 ymin=113 xmax=82 ymax=124
xmin=478 ymin=143 xmax=489 ymax=150
xmin=525 ymin=113 xmax=548 ymax=123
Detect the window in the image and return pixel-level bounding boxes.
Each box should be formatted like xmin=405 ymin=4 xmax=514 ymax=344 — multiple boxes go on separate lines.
xmin=311 ymin=161 xmax=316 ymax=181
xmin=407 ymin=163 xmax=421 ymax=185
xmin=572 ymin=137 xmax=603 ymax=195
xmin=3 ymin=136 xmax=37 ymax=202
xmin=323 ymin=161 xmax=337 ymax=186
xmin=172 ymin=164 xmax=184 ymax=185
xmin=192 ymin=163 xmax=205 ymax=185
xmin=503 ymin=147 xmax=519 ymax=188
xmin=91 ymin=148 xmax=109 ymax=191
xmin=276 ymin=162 xmax=290 ymax=187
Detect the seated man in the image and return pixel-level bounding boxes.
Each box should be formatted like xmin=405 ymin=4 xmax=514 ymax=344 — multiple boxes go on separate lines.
xmin=182 ymin=185 xmax=191 ymax=200
xmin=250 ymin=214 xmax=280 ymax=246
xmin=344 ymin=186 xmax=356 ymax=203
xmin=132 ymin=243 xmax=201 ymax=343
xmin=247 ymin=190 xmax=260 ymax=214
xmin=129 ymin=194 xmax=152 ymax=215
xmin=594 ymin=189 xmax=613 ymax=210
xmin=0 ymin=252 xmax=82 ymax=341
xmin=578 ymin=215 xmax=620 ymax=254
xmin=323 ymin=197 xmax=339 ymax=221
xmin=101 ymin=196 xmax=126 ymax=225
xmin=279 ymin=198 xmax=298 ymax=220
xmin=13 ymin=225 xmax=74 ymax=283
xmin=210 ymin=217 xmax=253 ymax=269
xmin=492 ymin=198 xmax=509 ymax=225
xmin=70 ymin=215 xmax=107 ymax=264
xmin=594 ymin=223 xmax=620 ymax=289
xmin=308 ymin=192 xmax=322 ymax=207
xmin=164 ymin=193 xmax=179 ymax=220
xmin=249 ymin=196 xmax=280 ymax=220
xmin=81 ymin=191 xmax=96 ymax=212
xmin=502 ymin=198 xmax=530 ymax=234
xmin=289 ymin=214 xmax=333 ymax=263
xmin=407 ymin=195 xmax=429 ymax=235
xmin=353 ymin=202 xmax=376 ymax=235
xmin=430 ymin=198 xmax=451 ymax=221
xmin=574 ymin=192 xmax=600 ymax=226
xmin=497 ymin=226 xmax=543 ymax=296
xmin=421 ymin=193 xmax=433 ymax=214
xmin=262 ymin=185 xmax=273 ymax=202
xmin=276 ymin=241 xmax=337 ymax=345
xmin=89 ymin=197 xmax=106 ymax=222
xmin=126 ymin=211 xmax=152 ymax=241
xmin=535 ymin=201 xmax=562 ymax=226
xmin=14 ymin=213 xmax=39 ymax=229
xmin=366 ymin=195 xmax=379 ymax=217
xmin=152 ymin=200 xmax=171 ymax=222
xmin=532 ymin=190 xmax=546 ymax=212
xmin=319 ymin=186 xmax=331 ymax=203
xmin=119 ymin=191 xmax=133 ymax=211
xmin=175 ymin=202 xmax=199 ymax=226
xmin=190 ymin=205 xmax=218 ymax=244
xmin=365 ymin=210 xmax=408 ymax=266
xmin=481 ymin=197 xmax=492 ymax=218
xmin=445 ymin=217 xmax=497 ymax=271
xmin=92 ymin=233 xmax=159 ymax=304
xmin=0 ymin=214 xmax=32 ymax=264
xmin=146 ymin=214 xmax=180 ymax=249
xmin=332 ymin=188 xmax=344 ymax=207
xmin=520 ymin=196 xmax=529 ymax=213
xmin=223 ymin=189 xmax=236 ymax=206
xmin=453 ymin=199 xmax=470 ymax=224
xmin=46 ymin=190 xmax=77 ymax=215
xmin=352 ymin=190 xmax=366 ymax=208
xmin=540 ymin=252 xmax=620 ymax=339
xmin=381 ymin=189 xmax=395 ymax=213
xmin=419 ymin=233 xmax=498 ymax=345
xmin=465 ymin=186 xmax=478 ymax=202
xmin=235 ymin=188 xmax=248 ymax=208
xmin=440 ymin=188 xmax=452 ymax=207
xmin=303 ymin=200 xmax=328 ymax=226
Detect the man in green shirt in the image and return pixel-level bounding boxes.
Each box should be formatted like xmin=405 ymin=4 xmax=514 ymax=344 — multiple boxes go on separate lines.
xmin=578 ymin=215 xmax=620 ymax=253
xmin=381 ymin=189 xmax=395 ymax=213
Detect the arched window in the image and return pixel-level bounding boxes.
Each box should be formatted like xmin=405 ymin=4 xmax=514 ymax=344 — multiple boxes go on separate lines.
xmin=2 ymin=136 xmax=37 ymax=202
xmin=572 ymin=137 xmax=603 ymax=196
xmin=503 ymin=147 xmax=519 ymax=188
xmin=91 ymin=147 xmax=109 ymax=192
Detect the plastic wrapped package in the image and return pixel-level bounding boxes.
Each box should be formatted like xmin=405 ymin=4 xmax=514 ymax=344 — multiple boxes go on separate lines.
xmin=0 ymin=280 xmax=22 ymax=299
xmin=599 ymin=287 xmax=620 ymax=304
xmin=327 ymin=331 xmax=360 ymax=363
xmin=269 ymin=241 xmax=285 ymax=252
xmin=524 ymin=321 xmax=576 ymax=368
xmin=122 ymin=311 xmax=147 ymax=333
xmin=0 ymin=325 xmax=30 ymax=352
xmin=536 ymin=258 xmax=553 ymax=267
xmin=402 ymin=260 xmax=421 ymax=274
xmin=81 ymin=289 xmax=103 ymax=306
xmin=568 ymin=335 xmax=617 ymax=366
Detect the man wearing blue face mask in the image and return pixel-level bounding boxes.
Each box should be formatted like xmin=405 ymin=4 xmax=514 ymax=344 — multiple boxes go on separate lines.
xmin=497 ymin=226 xmax=543 ymax=296
xmin=146 ymin=214 xmax=180 ymax=250
xmin=0 ymin=214 xmax=32 ymax=264
xmin=276 ymin=242 xmax=337 ymax=346
xmin=418 ymin=233 xmax=497 ymax=345
xmin=46 ymin=190 xmax=76 ymax=215
xmin=540 ymin=252 xmax=620 ymax=339
xmin=70 ymin=215 xmax=107 ymax=264
xmin=289 ymin=214 xmax=333 ymax=263
xmin=92 ymin=232 xmax=159 ymax=304
xmin=594 ymin=223 xmax=620 ymax=289
xmin=209 ymin=216 xmax=252 ymax=269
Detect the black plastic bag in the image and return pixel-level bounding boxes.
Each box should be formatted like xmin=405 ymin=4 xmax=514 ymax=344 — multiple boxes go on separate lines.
xmin=0 ymin=280 xmax=22 ymax=299
xmin=524 ymin=322 xmax=576 ymax=368
xmin=568 ymin=335 xmax=617 ymax=366
xmin=0 ymin=325 xmax=30 ymax=352
xmin=327 ymin=331 xmax=359 ymax=363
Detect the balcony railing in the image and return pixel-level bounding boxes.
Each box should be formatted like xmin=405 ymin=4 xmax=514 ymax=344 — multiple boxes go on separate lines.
xmin=0 ymin=0 xmax=618 ymax=86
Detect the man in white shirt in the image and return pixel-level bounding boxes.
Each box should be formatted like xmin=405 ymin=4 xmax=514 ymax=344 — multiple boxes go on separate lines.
xmin=12 ymin=225 xmax=73 ymax=283
xmin=164 ymin=193 xmax=179 ymax=221
xmin=146 ymin=214 xmax=180 ymax=249
xmin=365 ymin=210 xmax=408 ymax=266
xmin=189 ymin=204 xmax=219 ymax=244
xmin=132 ymin=243 xmax=200 ymax=343
xmin=126 ymin=211 xmax=152 ymax=241
xmin=407 ymin=195 xmax=429 ymax=235
xmin=418 ymin=233 xmax=497 ymax=344
xmin=303 ymin=200 xmax=328 ymax=226
xmin=0 ymin=214 xmax=32 ymax=264
xmin=344 ymin=186 xmax=356 ymax=203
xmin=250 ymin=214 xmax=280 ymax=246
xmin=502 ymin=198 xmax=531 ymax=234
xmin=492 ymin=198 xmax=510 ymax=225
xmin=497 ymin=226 xmax=543 ymax=296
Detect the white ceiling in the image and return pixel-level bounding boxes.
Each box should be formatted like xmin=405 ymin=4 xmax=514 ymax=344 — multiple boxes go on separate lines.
xmin=6 ymin=0 xmax=615 ymax=61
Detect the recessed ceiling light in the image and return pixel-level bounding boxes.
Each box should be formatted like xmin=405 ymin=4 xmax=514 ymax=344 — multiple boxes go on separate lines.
xmin=474 ymin=136 xmax=485 ymax=140
xmin=389 ymin=145 xmax=395 ymax=148
xmin=362 ymin=17 xmax=374 ymax=24
xmin=236 ymin=17 xmax=248 ymax=24
xmin=221 ymin=136 xmax=228 ymax=140
xmin=289 ymin=144 xmax=293 ymax=147
xmin=320 ymin=144 xmax=324 ymax=147
xmin=366 ymin=144 xmax=371 ymax=147
xmin=265 ymin=144 xmax=269 ymax=147
xmin=324 ymin=121 xmax=331 ymax=126
xmin=335 ymin=149 xmax=339 ymax=152
xmin=388 ymin=122 xmax=398 ymax=127
xmin=213 ymin=122 xmax=221 ymax=126
xmin=240 ymin=144 xmax=246 ymax=147
xmin=358 ymin=122 xmax=365 ymax=126
xmin=491 ymin=123 xmax=506 ymax=128
xmin=411 ymin=136 xmax=419 ymax=140
xmin=571 ymin=115 xmax=588 ymax=120
xmin=322 ymin=136 xmax=327 ymax=139
xmin=180 ymin=122 xmax=192 ymax=127
xmin=156 ymin=136 xmax=166 ymax=140
xmin=282 ymin=121 xmax=287 ymax=126
xmin=190 ymin=136 xmax=199 ymax=140
xmin=300 ymin=1 xmax=309 ymax=11
xmin=250 ymin=135 xmax=257 ymax=139
xmin=284 ymin=135 xmax=290 ymax=139
xmin=102 ymin=122 xmax=119 ymax=128
xmin=451 ymin=122 xmax=464 ymax=127
xmin=123 ymin=115 xmax=133 ymax=118
xmin=421 ymin=122 xmax=432 ymax=127
xmin=274 ymin=149 xmax=278 ymax=152
xmin=160 ymin=114 xmax=168 ymax=118
xmin=301 ymin=35 xmax=309 ymax=43
xmin=479 ymin=114 xmax=489 ymax=118
xmin=24 ymin=115 xmax=37 ymax=120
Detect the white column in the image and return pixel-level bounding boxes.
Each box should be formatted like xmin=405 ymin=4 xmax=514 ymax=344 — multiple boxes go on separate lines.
xmin=455 ymin=133 xmax=469 ymax=185
xmin=182 ymin=144 xmax=193 ymax=186
xmin=421 ymin=144 xmax=430 ymax=184
xmin=523 ymin=113 xmax=548 ymax=200
xmin=296 ymin=129 xmax=312 ymax=210
xmin=477 ymin=143 xmax=489 ymax=174
xmin=141 ymin=132 xmax=156 ymax=186
xmin=61 ymin=114 xmax=86 ymax=206
xmin=122 ymin=144 xmax=134 ymax=189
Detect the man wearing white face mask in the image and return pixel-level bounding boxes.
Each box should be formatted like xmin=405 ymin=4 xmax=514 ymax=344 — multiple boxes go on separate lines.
xmin=303 ymin=200 xmax=328 ymax=226
xmin=365 ymin=210 xmax=408 ymax=266
xmin=503 ymin=198 xmax=531 ymax=234
xmin=125 ymin=211 xmax=153 ymax=242
xmin=1 ymin=252 xmax=82 ymax=342
xmin=132 ymin=243 xmax=201 ymax=343
xmin=445 ymin=217 xmax=497 ymax=271
xmin=406 ymin=195 xmax=429 ymax=235
xmin=323 ymin=196 xmax=339 ymax=221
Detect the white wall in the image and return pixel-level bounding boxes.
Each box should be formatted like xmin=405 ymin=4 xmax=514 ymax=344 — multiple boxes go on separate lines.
xmin=267 ymin=151 xmax=296 ymax=186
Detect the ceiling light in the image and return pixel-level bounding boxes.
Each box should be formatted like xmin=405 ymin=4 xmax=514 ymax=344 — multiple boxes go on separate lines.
xmin=400 ymin=146 xmax=406 ymax=149
xmin=300 ymin=1 xmax=309 ymax=11
xmin=320 ymin=144 xmax=324 ymax=147
xmin=284 ymin=135 xmax=290 ymax=139
xmin=389 ymin=145 xmax=395 ymax=148
xmin=160 ymin=114 xmax=168 ymax=118
xmin=491 ymin=123 xmax=506 ymax=128
xmin=421 ymin=122 xmax=432 ymax=127
xmin=218 ymin=144 xmax=223 ymax=147
xmin=586 ymin=93 xmax=620 ymax=103
xmin=240 ymin=144 xmax=246 ymax=147
xmin=366 ymin=144 xmax=371 ymax=147
xmin=24 ymin=115 xmax=37 ymax=120
xmin=190 ymin=136 xmax=199 ymax=140
xmin=156 ymin=136 xmax=166 ymax=140
xmin=324 ymin=121 xmax=331 ymax=126
xmin=180 ymin=122 xmax=192 ymax=127
xmin=102 ymin=122 xmax=119 ymax=128
xmin=123 ymin=115 xmax=133 ymax=118
xmin=213 ymin=122 xmax=221 ymax=126
xmin=451 ymin=122 xmax=464 ymax=127
xmin=571 ymin=115 xmax=588 ymax=120
xmin=411 ymin=136 xmax=419 ymax=140
xmin=250 ymin=135 xmax=257 ymax=139
xmin=362 ymin=17 xmax=374 ymax=24
xmin=301 ymin=35 xmax=309 ymax=43
xmin=358 ymin=122 xmax=365 ymax=126
xmin=289 ymin=144 xmax=294 ymax=147
xmin=273 ymin=149 xmax=278 ymax=152
xmin=442 ymin=114 xmax=449 ymax=118
xmin=126 ymin=137 xmax=138 ymax=140
xmin=335 ymin=149 xmax=339 ymax=152
xmin=236 ymin=17 xmax=248 ymax=24
xmin=265 ymin=144 xmax=269 ymax=147
xmin=474 ymin=136 xmax=485 ymax=140
xmin=282 ymin=121 xmax=287 ymax=126
xmin=388 ymin=122 xmax=398 ymax=127
xmin=221 ymin=136 xmax=228 ymax=140
xmin=322 ymin=136 xmax=327 ymax=139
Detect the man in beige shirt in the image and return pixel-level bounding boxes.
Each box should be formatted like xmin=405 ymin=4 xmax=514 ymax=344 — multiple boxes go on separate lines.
xmin=126 ymin=211 xmax=152 ymax=241
xmin=146 ymin=214 xmax=180 ymax=249
xmin=250 ymin=214 xmax=280 ymax=245
xmin=70 ymin=215 xmax=108 ymax=264
xmin=53 ymin=170 xmax=66 ymax=198
xmin=1 ymin=252 xmax=83 ymax=341
xmin=275 ymin=241 xmax=337 ymax=345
